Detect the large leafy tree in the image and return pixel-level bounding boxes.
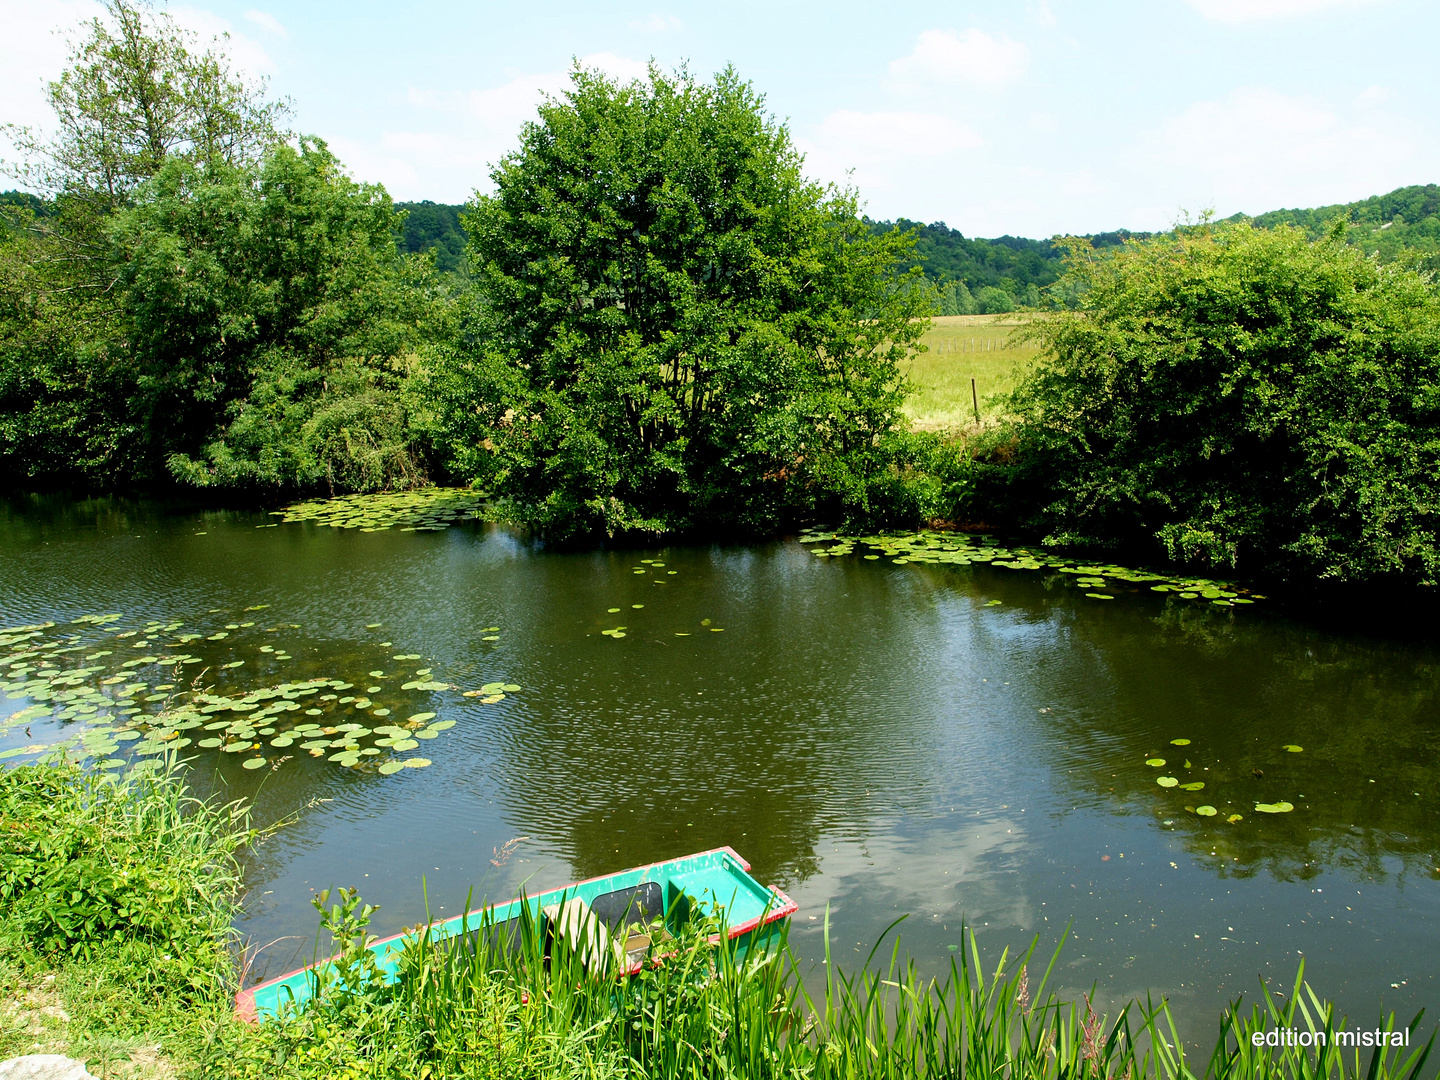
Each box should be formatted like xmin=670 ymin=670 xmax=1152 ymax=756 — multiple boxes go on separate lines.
xmin=1 ymin=0 xmax=290 ymax=488
xmin=982 ymin=222 xmax=1440 ymax=585
xmin=120 ymin=141 xmax=441 ymax=490
xmin=1 ymin=2 xmax=439 ymax=492
xmin=433 ymin=64 xmax=929 ymax=537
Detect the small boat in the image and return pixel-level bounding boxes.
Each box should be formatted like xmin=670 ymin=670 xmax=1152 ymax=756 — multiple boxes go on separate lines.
xmin=236 ymin=845 xmax=797 ymax=1023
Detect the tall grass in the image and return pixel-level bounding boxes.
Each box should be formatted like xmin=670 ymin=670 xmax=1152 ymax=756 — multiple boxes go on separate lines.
xmin=904 ymin=316 xmax=1039 ymax=433
xmin=214 ymin=890 xmax=1436 ymax=1080
xmin=0 ymin=756 xmax=253 ymax=1069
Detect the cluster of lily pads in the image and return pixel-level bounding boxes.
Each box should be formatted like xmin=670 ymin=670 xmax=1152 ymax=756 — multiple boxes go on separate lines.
xmin=797 ymin=529 xmax=1263 ymax=607
xmin=1147 ymin=737 xmax=1302 ymax=823
xmin=272 ymin=487 xmax=487 ymax=532
xmin=0 ymin=610 xmax=518 ymax=777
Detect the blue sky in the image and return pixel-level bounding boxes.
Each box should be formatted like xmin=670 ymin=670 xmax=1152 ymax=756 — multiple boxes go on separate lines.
xmin=4 ymin=0 xmax=1438 ymax=236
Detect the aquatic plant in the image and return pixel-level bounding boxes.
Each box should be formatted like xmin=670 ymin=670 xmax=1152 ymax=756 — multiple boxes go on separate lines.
xmin=0 ymin=606 xmax=516 ymax=778
xmin=800 ymin=527 xmax=1265 ymax=607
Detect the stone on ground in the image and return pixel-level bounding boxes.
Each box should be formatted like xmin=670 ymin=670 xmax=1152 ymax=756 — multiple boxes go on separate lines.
xmin=0 ymin=1057 xmax=97 ymax=1080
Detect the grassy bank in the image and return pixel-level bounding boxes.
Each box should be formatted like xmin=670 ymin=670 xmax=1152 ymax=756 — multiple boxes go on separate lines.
xmin=904 ymin=315 xmax=1038 ymax=433
xmin=0 ymin=758 xmax=251 ymax=1076
xmin=2 ymin=759 xmax=1434 ymax=1079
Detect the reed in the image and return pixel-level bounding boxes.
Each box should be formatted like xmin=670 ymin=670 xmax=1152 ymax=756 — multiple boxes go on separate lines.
xmin=216 ymin=891 xmax=1436 ymax=1080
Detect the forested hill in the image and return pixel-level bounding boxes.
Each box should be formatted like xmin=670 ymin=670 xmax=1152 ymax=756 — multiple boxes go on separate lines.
xmin=393 ymin=184 xmax=1439 ymax=304
xmin=1239 ymin=183 xmax=1440 ymax=263
xmin=863 ymin=219 xmax=1144 ymax=313
xmin=395 ymin=200 xmax=467 ymax=274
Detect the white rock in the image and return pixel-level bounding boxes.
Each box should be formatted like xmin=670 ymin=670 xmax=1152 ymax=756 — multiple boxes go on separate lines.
xmin=0 ymin=1056 xmax=97 ymax=1080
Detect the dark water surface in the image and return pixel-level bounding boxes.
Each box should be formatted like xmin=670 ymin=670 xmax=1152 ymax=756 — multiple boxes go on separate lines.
xmin=3 ymin=494 xmax=1438 ymax=1038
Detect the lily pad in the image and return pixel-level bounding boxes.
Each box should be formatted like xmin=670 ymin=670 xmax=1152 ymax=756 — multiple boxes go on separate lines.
xmin=1195 ymin=805 xmax=1217 ymax=816
xmin=1180 ymin=782 xmax=1205 ymax=791
xmin=403 ymin=758 xmax=431 ymax=768
xmin=1145 ymin=758 xmax=1166 ymax=767
xmin=1157 ymin=776 xmax=1179 ymax=788
xmin=1170 ymin=738 xmax=1191 ymax=746
xmin=1255 ymin=801 xmax=1294 ymax=814
xmin=378 ymin=761 xmax=404 ymax=775
xmin=242 ymin=757 xmax=266 ymax=770
xmin=1227 ymin=813 xmax=1244 ymax=823
xmin=1282 ymin=744 xmax=1303 ymax=753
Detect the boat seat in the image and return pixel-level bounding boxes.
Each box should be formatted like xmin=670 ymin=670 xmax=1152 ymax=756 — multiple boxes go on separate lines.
xmin=589 ymin=881 xmax=664 ymax=932
xmin=542 ymin=898 xmax=624 ymax=971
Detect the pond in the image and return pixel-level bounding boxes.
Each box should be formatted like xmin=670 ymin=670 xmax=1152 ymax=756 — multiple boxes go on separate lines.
xmin=2 ymin=493 xmax=1437 ymax=1038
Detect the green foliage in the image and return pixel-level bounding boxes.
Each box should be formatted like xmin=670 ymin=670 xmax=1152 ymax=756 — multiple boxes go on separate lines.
xmin=0 ymin=195 xmax=139 ymax=486
xmin=0 ymin=3 xmax=439 ymax=495
xmin=431 ymin=63 xmax=930 ymax=538
xmin=1242 ymin=184 xmax=1440 ymax=270
xmin=0 ymin=759 xmax=248 ymax=978
xmin=71 ymin=139 xmax=434 ymax=490
xmin=3 ymin=0 xmax=288 ymax=217
xmin=395 ymin=200 xmax=468 ymax=275
xmin=870 ymin=217 xmax=1143 ymax=302
xmin=977 ymin=222 xmax=1440 ymax=585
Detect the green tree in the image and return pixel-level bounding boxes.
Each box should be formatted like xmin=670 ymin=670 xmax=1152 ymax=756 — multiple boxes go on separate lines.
xmin=0 ymin=0 xmax=290 ymax=488
xmin=431 ymin=64 xmax=930 ymax=537
xmin=5 ymin=0 xmax=288 ymax=216
xmin=974 ymin=285 xmax=1015 ymax=314
xmin=122 ymin=141 xmax=442 ymax=490
xmin=979 ymin=222 xmax=1440 ymax=585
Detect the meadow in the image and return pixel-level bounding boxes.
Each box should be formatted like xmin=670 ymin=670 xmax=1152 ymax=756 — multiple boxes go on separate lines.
xmin=903 ymin=315 xmax=1039 ymax=432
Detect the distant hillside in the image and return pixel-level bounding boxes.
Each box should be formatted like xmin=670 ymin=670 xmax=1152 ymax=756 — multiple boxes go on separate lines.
xmin=1237 ymin=183 xmax=1440 ymax=265
xmin=390 ymin=184 xmax=1440 ymax=296
xmin=395 ymin=200 xmax=467 ymax=275
xmin=864 ymin=218 xmax=1146 ymax=313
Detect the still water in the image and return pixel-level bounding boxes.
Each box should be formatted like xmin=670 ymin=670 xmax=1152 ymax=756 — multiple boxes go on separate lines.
xmin=2 ymin=494 xmax=1438 ymax=1038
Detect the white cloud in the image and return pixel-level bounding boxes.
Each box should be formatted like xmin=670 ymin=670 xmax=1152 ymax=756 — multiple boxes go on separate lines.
xmin=797 ymin=110 xmax=983 ymax=199
xmin=0 ymin=0 xmax=104 ymax=165
xmin=628 ymin=13 xmax=682 ymax=32
xmin=1130 ymin=85 xmax=1438 ymax=215
xmin=369 ymin=53 xmax=649 ymax=199
xmin=1027 ymin=1 xmax=1058 ymax=27
xmin=888 ymin=28 xmax=1028 ymax=90
xmin=1187 ymin=0 xmax=1382 ymax=22
xmin=243 ymin=9 xmax=289 ymax=39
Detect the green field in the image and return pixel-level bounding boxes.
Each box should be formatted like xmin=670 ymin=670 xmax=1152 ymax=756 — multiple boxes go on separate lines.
xmin=903 ymin=314 xmax=1038 ymax=432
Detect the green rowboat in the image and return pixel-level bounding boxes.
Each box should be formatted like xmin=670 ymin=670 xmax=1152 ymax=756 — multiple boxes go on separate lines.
xmin=236 ymin=845 xmax=796 ymax=1022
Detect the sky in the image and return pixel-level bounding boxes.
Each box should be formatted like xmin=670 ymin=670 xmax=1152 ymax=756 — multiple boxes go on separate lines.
xmin=3 ymin=0 xmax=1439 ymax=238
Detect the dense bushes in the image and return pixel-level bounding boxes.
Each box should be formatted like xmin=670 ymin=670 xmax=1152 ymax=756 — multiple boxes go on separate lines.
xmin=976 ymin=222 xmax=1440 ymax=586
xmin=0 ymin=761 xmax=248 ymax=986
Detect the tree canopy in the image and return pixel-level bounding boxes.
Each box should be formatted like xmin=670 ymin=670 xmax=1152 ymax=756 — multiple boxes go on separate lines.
xmin=429 ymin=64 xmax=931 ymax=537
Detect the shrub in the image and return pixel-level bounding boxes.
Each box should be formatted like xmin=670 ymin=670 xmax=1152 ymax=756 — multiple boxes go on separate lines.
xmin=0 ymin=760 xmax=249 ymax=988
xmin=976 ymin=222 xmax=1440 ymax=585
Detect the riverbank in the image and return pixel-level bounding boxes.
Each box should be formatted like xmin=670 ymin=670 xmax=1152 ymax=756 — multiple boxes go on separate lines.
xmin=2 ymin=759 xmax=1434 ymax=1080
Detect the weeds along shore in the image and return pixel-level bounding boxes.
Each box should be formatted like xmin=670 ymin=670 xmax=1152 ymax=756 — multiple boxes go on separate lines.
xmin=1 ymin=759 xmax=1434 ymax=1080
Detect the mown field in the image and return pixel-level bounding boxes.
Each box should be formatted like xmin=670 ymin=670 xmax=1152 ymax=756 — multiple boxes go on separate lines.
xmin=903 ymin=314 xmax=1039 ymax=431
